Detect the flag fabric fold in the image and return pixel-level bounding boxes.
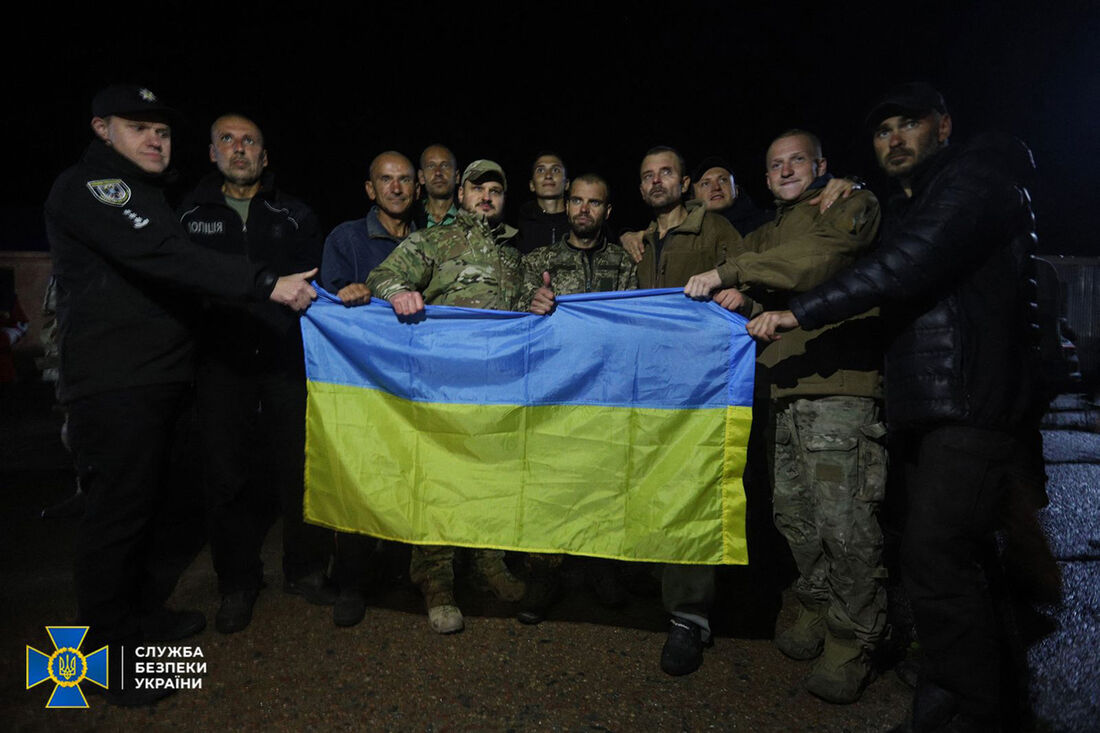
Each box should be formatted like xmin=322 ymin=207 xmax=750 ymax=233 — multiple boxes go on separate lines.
xmin=302 ymin=288 xmax=755 ymax=565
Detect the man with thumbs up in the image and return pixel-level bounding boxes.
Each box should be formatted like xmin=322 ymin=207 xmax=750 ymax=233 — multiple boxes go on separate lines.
xmin=518 ymin=173 xmax=636 ymax=625
xmin=522 ymin=174 xmax=636 ymax=315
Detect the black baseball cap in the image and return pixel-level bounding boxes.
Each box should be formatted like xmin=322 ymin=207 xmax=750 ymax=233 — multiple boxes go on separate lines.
xmin=91 ymin=84 xmax=181 ymax=123
xmin=691 ymin=156 xmax=734 ymax=184
xmin=864 ymin=82 xmax=947 ymax=130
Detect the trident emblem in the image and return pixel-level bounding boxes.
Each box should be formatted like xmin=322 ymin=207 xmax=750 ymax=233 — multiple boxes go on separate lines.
xmin=26 ymin=626 xmax=108 ymax=708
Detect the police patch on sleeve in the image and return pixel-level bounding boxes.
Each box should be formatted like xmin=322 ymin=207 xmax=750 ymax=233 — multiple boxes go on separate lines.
xmin=86 ymin=179 xmax=132 ymax=207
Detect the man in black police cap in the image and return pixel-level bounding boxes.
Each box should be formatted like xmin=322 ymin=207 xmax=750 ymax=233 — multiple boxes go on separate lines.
xmin=45 ymin=83 xmax=317 ymax=705
xmin=747 ymin=82 xmax=1052 ymax=731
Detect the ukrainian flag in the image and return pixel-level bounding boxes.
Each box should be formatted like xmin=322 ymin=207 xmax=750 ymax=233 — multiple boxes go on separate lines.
xmin=302 ymin=289 xmax=755 ymax=565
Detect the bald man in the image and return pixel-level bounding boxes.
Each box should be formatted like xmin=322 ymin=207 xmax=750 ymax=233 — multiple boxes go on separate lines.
xmin=321 ymin=150 xmax=420 ymax=302
xmin=179 ymin=113 xmax=331 ymax=635
xmin=318 ymin=151 xmax=421 ymax=625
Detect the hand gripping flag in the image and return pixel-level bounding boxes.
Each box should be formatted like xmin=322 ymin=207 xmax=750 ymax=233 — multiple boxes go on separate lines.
xmin=302 ymin=288 xmax=755 ymax=565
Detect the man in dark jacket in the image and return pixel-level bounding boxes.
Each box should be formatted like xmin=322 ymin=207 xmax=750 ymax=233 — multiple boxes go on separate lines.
xmin=691 ymin=156 xmax=772 ymax=236
xmin=515 ymin=152 xmax=569 ymax=254
xmin=747 ymin=83 xmax=1046 ymax=732
xmin=318 ymin=150 xmax=421 ymax=627
xmin=45 ymin=85 xmax=316 ymax=705
xmin=179 ymin=113 xmax=333 ymax=635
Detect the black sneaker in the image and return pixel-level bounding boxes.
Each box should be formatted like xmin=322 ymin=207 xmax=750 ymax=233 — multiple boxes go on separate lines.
xmin=333 ymin=588 xmax=367 ymax=627
xmin=284 ymin=572 xmax=338 ymax=605
xmin=138 ymin=608 xmax=206 ymax=642
xmin=660 ymin=618 xmax=706 ymax=676
xmin=216 ymin=589 xmax=259 ymax=634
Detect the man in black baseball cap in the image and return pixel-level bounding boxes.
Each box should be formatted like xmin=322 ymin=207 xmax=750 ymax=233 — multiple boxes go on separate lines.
xmin=747 ymin=82 xmax=1053 ymax=730
xmin=863 ymin=81 xmax=948 ymax=131
xmin=865 ymin=82 xmax=952 ymax=191
xmin=690 ymin=156 xmax=771 ymax=236
xmin=91 ymin=83 xmax=182 ymax=123
xmin=44 ymin=84 xmax=318 ymax=705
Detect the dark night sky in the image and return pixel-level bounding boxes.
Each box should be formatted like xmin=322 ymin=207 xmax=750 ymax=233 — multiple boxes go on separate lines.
xmin=7 ymin=1 xmax=1100 ymax=255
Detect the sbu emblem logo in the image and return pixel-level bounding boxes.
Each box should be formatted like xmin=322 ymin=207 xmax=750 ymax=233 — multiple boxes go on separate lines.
xmin=26 ymin=626 xmax=108 ymax=708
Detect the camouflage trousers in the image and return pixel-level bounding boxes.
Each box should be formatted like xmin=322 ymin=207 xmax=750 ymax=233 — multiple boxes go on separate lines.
xmin=409 ymin=546 xmax=517 ymax=607
xmin=772 ymin=396 xmax=888 ymax=646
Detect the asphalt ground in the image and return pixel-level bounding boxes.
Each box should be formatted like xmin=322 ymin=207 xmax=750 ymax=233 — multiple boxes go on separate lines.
xmin=1 ymin=378 xmax=1097 ymax=731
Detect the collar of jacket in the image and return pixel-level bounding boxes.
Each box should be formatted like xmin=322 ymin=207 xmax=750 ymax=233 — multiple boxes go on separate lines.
xmin=900 ymin=145 xmax=954 ymax=201
xmin=556 ymin=231 xmax=608 ymax=254
xmin=455 ymin=208 xmax=519 ymax=243
xmin=365 ymin=205 xmax=417 ymax=241
xmin=84 ymin=139 xmax=178 ymax=187
xmin=770 ymin=174 xmax=835 ymax=225
xmin=648 ymin=198 xmax=707 ymax=237
xmin=772 ymin=173 xmax=833 ymax=213
xmin=189 ymin=169 xmax=279 ymax=205
xmin=519 ymin=199 xmax=567 ymax=220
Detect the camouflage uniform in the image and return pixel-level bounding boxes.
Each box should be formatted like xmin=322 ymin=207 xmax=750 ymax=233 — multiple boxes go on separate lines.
xmin=366 ymin=209 xmax=525 ymax=606
xmin=723 ymin=184 xmax=887 ymax=653
xmin=367 ymin=209 xmax=523 ymax=310
xmin=773 ymin=396 xmax=887 ymax=643
xmin=520 ymin=234 xmax=637 ymax=308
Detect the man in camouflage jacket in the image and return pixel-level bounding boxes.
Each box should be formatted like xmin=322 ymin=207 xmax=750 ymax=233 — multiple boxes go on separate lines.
xmin=365 ymin=160 xmax=527 ymax=635
xmin=522 ymin=173 xmax=636 ymax=313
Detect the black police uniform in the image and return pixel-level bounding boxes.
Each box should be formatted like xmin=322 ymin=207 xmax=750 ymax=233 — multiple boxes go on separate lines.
xmin=45 ymin=138 xmax=277 ymax=644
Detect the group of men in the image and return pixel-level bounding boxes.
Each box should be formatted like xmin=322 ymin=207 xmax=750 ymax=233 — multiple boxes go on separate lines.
xmin=47 ymin=81 xmax=1047 ymax=731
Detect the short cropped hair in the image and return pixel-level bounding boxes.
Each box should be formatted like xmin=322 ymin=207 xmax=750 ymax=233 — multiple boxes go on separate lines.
xmin=640 ymin=146 xmax=687 ymax=178
xmin=531 ymin=151 xmax=567 ymax=177
xmin=569 ymin=173 xmax=611 ymax=203
xmin=769 ymin=129 xmax=823 ymax=160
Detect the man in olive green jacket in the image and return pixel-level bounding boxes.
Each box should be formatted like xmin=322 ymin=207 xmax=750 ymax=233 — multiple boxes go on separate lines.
xmin=636 ymin=147 xmax=745 ymax=289
xmin=687 ymin=130 xmax=886 ymax=704
xmin=632 ymin=147 xmax=745 ymax=678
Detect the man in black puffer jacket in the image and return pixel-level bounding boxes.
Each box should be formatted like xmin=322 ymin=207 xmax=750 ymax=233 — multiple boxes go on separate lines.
xmin=746 ymin=83 xmax=1047 ymax=732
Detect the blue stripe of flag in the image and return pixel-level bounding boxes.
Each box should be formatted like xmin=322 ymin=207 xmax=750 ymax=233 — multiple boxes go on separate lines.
xmin=302 ymin=289 xmax=755 ymax=410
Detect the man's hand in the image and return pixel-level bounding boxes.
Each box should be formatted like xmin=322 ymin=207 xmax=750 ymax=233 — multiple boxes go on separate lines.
xmin=809 ymin=177 xmax=858 ymax=213
xmin=713 ymin=288 xmax=745 ymax=312
xmin=620 ymin=230 xmax=646 ymax=263
xmin=389 ymin=290 xmax=425 ymax=316
xmin=747 ymin=310 xmax=799 ymax=342
xmin=684 ymin=269 xmax=722 ymax=298
xmin=336 ymin=282 xmax=372 ymax=306
xmin=270 ymin=268 xmax=318 ymax=312
xmin=530 ymin=271 xmax=556 ymax=315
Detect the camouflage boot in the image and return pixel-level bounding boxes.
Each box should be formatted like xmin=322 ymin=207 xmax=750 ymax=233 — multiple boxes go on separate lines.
xmin=473 ymin=550 xmax=526 ymax=602
xmin=422 ymin=583 xmax=463 ymax=634
xmin=775 ymin=599 xmax=826 ymax=660
xmin=804 ymin=628 xmax=873 ymax=704
xmin=410 ymin=546 xmax=463 ymax=634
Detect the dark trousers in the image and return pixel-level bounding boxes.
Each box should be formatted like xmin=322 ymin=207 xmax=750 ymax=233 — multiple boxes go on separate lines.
xmin=68 ymin=383 xmax=203 ymax=642
xmin=197 ymin=358 xmax=330 ymax=594
xmin=898 ymin=425 xmax=1023 ymax=725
